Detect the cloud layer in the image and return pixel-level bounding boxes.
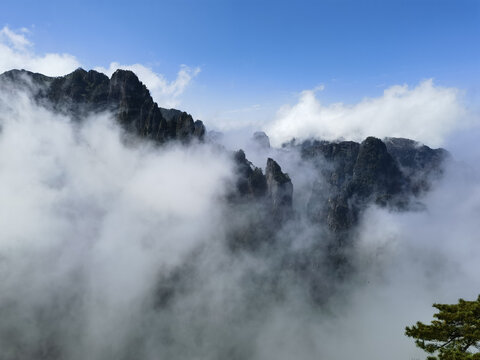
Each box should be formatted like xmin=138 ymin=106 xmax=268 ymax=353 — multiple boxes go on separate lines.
xmin=266 ymin=80 xmax=468 ymax=148
xmin=1 ymin=68 xmax=480 ymax=360
xmin=0 ymin=85 xmax=233 ymax=359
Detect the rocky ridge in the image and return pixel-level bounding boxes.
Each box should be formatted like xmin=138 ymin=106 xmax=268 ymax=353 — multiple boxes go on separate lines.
xmin=296 ymin=136 xmax=448 ymax=234
xmin=0 ymin=68 xmax=205 ymax=143
xmin=0 ymin=68 xmax=449 ymax=245
xmin=0 ymin=68 xmax=294 ymax=244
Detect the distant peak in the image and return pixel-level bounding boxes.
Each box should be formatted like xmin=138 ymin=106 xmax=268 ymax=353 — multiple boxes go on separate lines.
xmin=111 ymin=68 xmax=140 ymax=80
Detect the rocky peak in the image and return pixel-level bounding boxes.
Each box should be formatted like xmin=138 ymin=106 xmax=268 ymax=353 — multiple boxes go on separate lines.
xmin=0 ymin=68 xmax=204 ymax=144
xmin=227 ymin=152 xmax=293 ymax=251
xmin=384 ymin=137 xmax=449 ymax=194
xmin=301 ymin=139 xmax=360 ymax=188
xmin=265 ymin=158 xmax=293 ymax=221
xmin=232 ymin=149 xmax=267 ymax=199
xmin=193 ymin=120 xmax=206 ymax=140
xmin=0 ymin=69 xmax=53 ymax=92
xmin=349 ymin=136 xmax=405 ymax=202
xmin=252 ymin=131 xmax=270 ymax=149
xmin=299 ymin=136 xmax=447 ymax=233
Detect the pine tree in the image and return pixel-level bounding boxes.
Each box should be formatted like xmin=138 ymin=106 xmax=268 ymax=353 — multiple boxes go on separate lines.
xmin=405 ymin=295 xmax=480 ymax=360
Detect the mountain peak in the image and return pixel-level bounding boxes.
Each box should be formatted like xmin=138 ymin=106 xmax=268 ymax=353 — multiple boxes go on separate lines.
xmin=0 ymin=68 xmax=204 ymax=144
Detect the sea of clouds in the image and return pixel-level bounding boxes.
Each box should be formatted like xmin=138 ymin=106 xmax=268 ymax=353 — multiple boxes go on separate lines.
xmin=0 ymin=25 xmax=480 ymax=360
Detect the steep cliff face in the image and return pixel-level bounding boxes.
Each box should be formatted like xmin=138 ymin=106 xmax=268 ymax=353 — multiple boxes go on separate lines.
xmin=384 ymin=137 xmax=448 ymax=194
xmin=265 ymin=158 xmax=293 ymax=221
xmin=227 ymin=150 xmax=293 ymax=250
xmin=0 ymin=68 xmax=204 ymax=143
xmin=231 ymin=150 xmax=293 ymax=214
xmin=298 ymin=136 xmax=447 ymax=233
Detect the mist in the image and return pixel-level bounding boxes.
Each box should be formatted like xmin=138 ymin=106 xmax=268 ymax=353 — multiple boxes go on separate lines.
xmin=0 ymin=79 xmax=479 ymax=360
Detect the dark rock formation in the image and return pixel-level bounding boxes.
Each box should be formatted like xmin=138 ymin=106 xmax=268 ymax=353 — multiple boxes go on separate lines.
xmin=252 ymin=131 xmax=270 ymax=149
xmin=227 ymin=150 xmax=293 ymax=251
xmin=384 ymin=137 xmax=449 ymax=194
xmin=298 ymin=136 xmax=447 ymax=233
xmin=232 ymin=149 xmax=268 ymax=199
xmin=205 ymin=130 xmax=224 ymax=144
xmin=193 ymin=120 xmax=206 ymax=140
xmin=231 ymin=151 xmax=293 ymax=215
xmin=265 ymin=158 xmax=293 ymax=221
xmin=0 ymin=68 xmax=204 ymax=143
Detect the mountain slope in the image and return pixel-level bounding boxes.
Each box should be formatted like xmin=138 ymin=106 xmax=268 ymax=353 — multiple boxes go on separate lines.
xmin=0 ymin=68 xmax=205 ymax=143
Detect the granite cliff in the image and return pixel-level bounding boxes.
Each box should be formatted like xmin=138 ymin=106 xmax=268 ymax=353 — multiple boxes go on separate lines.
xmin=0 ymin=68 xmax=205 ymax=143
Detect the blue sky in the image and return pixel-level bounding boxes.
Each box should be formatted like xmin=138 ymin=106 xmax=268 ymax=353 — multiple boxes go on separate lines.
xmin=0 ymin=0 xmax=479 ymax=144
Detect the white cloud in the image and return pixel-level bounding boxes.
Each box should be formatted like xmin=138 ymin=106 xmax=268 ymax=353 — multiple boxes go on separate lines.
xmin=0 ymin=26 xmax=31 ymax=50
xmin=95 ymin=62 xmax=200 ymax=108
xmin=0 ymin=26 xmax=81 ymax=76
xmin=266 ymin=80 xmax=468 ymax=148
xmin=0 ymin=26 xmax=199 ymax=108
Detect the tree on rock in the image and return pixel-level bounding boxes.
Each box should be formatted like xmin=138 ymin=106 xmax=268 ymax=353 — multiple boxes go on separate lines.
xmin=405 ymin=295 xmax=480 ymax=360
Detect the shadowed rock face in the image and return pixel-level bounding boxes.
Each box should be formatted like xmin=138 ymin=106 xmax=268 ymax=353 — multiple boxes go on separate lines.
xmin=252 ymin=131 xmax=270 ymax=149
xmin=0 ymin=68 xmax=204 ymax=143
xmin=350 ymin=137 xmax=405 ymax=200
xmin=299 ymin=136 xmax=448 ymax=233
xmin=231 ymin=151 xmax=293 ymax=215
xmin=265 ymin=158 xmax=293 ymax=221
xmin=233 ymin=149 xmax=268 ymax=199
xmin=228 ymin=150 xmax=293 ymax=250
xmin=384 ymin=137 xmax=448 ymax=194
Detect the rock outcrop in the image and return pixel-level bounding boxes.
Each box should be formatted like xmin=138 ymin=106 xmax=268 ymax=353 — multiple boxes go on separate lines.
xmin=227 ymin=150 xmax=293 ymax=250
xmin=252 ymin=131 xmax=270 ymax=149
xmin=232 ymin=149 xmax=268 ymax=199
xmin=265 ymin=158 xmax=293 ymax=221
xmin=298 ymin=136 xmax=447 ymax=233
xmin=384 ymin=137 xmax=448 ymax=194
xmin=0 ymin=68 xmax=204 ymax=143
